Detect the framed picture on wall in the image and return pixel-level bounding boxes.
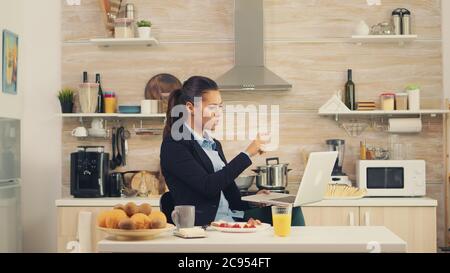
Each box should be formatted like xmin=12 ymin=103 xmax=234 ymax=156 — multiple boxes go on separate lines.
xmin=2 ymin=30 xmax=19 ymax=95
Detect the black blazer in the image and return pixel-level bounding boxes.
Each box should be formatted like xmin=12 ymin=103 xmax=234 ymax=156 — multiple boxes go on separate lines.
xmin=160 ymin=132 xmax=252 ymax=226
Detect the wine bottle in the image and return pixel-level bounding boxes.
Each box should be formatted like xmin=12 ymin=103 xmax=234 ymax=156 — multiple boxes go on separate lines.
xmin=83 ymin=71 xmax=88 ymax=83
xmin=96 ymin=74 xmax=105 ymax=113
xmin=345 ymin=69 xmax=356 ymax=111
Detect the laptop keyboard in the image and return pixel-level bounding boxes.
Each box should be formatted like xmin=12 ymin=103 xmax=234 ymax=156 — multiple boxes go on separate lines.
xmin=271 ymin=196 xmax=296 ymax=204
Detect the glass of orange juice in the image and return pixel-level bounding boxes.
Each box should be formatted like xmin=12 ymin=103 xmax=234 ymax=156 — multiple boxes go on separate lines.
xmin=272 ymin=205 xmax=292 ymax=237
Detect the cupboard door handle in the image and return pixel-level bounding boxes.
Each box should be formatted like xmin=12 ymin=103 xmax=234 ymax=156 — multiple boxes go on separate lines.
xmin=364 ymin=212 xmax=371 ymax=226
xmin=348 ymin=211 xmax=355 ymax=226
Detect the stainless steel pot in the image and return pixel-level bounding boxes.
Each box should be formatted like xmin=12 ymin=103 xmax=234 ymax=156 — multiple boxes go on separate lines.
xmin=235 ymin=176 xmax=256 ymax=191
xmin=252 ymin=158 xmax=292 ymax=190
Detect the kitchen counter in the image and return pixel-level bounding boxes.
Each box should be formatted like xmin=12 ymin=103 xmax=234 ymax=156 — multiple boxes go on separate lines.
xmin=97 ymin=226 xmax=406 ymax=253
xmin=55 ymin=197 xmax=161 ymax=207
xmin=55 ymin=196 xmax=436 ymax=208
xmin=302 ymin=197 xmax=437 ymax=207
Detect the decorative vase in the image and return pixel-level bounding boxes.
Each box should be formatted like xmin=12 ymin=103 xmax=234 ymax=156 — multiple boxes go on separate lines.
xmin=354 ymin=20 xmax=370 ymax=36
xmin=60 ymin=101 xmax=74 ymax=113
xmin=138 ymin=27 xmax=151 ymax=39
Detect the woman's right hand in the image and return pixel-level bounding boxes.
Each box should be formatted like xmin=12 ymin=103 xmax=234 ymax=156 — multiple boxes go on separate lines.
xmin=245 ymin=135 xmax=269 ymax=158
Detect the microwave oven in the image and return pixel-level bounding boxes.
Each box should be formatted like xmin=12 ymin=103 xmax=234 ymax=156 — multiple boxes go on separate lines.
xmin=356 ymin=160 xmax=426 ymax=197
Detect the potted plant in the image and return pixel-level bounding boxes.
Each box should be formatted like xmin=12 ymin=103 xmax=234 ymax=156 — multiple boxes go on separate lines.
xmin=137 ymin=20 xmax=152 ymax=39
xmin=58 ymin=88 xmax=75 ymax=113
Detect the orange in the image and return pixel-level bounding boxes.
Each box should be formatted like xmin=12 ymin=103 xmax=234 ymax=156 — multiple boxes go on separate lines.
xmin=131 ymin=213 xmax=151 ymax=229
xmin=97 ymin=211 xmax=110 ymax=228
xmin=148 ymin=211 xmax=167 ymax=229
xmin=105 ymin=209 xmax=128 ymax=229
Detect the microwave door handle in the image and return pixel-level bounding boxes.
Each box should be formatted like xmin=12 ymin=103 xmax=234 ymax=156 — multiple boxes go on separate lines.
xmin=348 ymin=211 xmax=355 ymax=226
xmin=364 ymin=211 xmax=371 ymax=226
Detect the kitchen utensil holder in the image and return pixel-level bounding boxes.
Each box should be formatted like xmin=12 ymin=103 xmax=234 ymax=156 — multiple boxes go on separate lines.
xmin=340 ymin=120 xmax=369 ymax=137
xmin=335 ymin=114 xmax=435 ymax=137
xmin=133 ymin=120 xmax=163 ymax=136
xmin=74 ymin=130 xmax=111 ymax=140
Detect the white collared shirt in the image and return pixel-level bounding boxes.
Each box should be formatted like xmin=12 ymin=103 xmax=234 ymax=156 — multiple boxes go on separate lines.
xmin=184 ymin=123 xmax=244 ymax=222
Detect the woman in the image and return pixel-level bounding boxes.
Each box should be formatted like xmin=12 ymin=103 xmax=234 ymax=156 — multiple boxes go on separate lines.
xmin=160 ymin=76 xmax=270 ymax=226
xmin=145 ymin=73 xmax=182 ymax=192
xmin=145 ymin=73 xmax=182 ymax=113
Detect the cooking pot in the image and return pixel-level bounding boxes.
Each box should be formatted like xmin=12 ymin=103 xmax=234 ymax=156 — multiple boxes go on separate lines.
xmin=252 ymin=158 xmax=291 ymax=190
xmin=235 ymin=176 xmax=256 ymax=191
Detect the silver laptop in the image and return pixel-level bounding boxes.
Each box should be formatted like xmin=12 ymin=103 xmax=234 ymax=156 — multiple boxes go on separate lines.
xmin=242 ymin=152 xmax=338 ymax=207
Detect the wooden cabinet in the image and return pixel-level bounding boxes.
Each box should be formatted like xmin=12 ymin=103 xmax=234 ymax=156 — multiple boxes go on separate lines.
xmin=303 ymin=205 xmax=436 ymax=253
xmin=302 ymin=207 xmax=359 ymax=226
xmin=57 ymin=199 xmax=437 ymax=253
xmin=359 ymin=207 xmax=437 ymax=253
xmin=57 ymin=206 xmax=160 ymax=253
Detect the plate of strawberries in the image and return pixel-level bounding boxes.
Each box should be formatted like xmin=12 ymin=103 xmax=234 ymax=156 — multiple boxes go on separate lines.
xmin=210 ymin=218 xmax=270 ymax=233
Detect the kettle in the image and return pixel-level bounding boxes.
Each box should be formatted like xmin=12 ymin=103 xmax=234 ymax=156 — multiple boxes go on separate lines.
xmin=107 ymin=172 xmax=124 ymax=197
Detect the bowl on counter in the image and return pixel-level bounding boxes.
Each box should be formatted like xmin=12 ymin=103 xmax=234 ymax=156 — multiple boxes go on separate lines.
xmin=118 ymin=105 xmax=141 ymax=114
xmin=235 ymin=176 xmax=256 ymax=191
xmin=98 ymin=224 xmax=176 ymax=241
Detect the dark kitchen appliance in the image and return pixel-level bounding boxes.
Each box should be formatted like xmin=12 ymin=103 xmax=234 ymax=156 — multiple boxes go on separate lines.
xmin=326 ymin=139 xmax=351 ymax=186
xmin=107 ymin=172 xmax=124 ymax=197
xmin=71 ymin=146 xmax=109 ymax=198
xmin=106 ymin=171 xmax=140 ymax=197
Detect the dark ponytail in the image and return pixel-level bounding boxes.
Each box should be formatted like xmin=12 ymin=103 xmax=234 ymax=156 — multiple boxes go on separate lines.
xmin=163 ymin=76 xmax=218 ymax=138
xmin=163 ymin=88 xmax=183 ymax=137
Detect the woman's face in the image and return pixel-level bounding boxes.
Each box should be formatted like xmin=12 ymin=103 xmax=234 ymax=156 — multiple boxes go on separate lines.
xmin=187 ymin=90 xmax=223 ymax=132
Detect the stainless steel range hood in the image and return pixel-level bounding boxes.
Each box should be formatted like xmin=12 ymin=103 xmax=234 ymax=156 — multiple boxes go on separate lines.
xmin=216 ymin=0 xmax=292 ymax=91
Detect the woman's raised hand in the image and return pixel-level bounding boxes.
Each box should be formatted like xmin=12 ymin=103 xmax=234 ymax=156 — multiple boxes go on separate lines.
xmin=245 ymin=134 xmax=270 ymax=158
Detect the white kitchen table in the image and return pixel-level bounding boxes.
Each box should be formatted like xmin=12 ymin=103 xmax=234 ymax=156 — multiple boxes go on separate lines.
xmin=98 ymin=226 xmax=406 ymax=253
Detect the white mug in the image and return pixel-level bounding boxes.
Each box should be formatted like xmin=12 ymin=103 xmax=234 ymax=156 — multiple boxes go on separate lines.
xmin=90 ymin=118 xmax=104 ymax=130
xmin=141 ymin=100 xmax=152 ymax=115
xmin=259 ymin=133 xmax=278 ymax=152
xmin=141 ymin=100 xmax=160 ymax=114
xmin=171 ymin=206 xmax=195 ymax=229
xmin=72 ymin=127 xmax=88 ymax=137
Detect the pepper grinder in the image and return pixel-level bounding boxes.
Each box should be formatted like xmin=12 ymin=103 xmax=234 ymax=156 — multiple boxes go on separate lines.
xmin=126 ymin=3 xmax=135 ymax=20
xmin=392 ymin=9 xmax=402 ymax=35
xmin=401 ymin=8 xmax=411 ymax=35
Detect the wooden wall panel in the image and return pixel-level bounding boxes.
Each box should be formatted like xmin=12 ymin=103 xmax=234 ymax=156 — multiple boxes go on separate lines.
xmin=61 ymin=0 xmax=446 ymax=247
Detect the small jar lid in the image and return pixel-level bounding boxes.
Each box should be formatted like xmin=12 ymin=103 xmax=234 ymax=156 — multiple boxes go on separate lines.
xmin=380 ymin=92 xmax=396 ymax=97
xmin=401 ymin=8 xmax=411 ymax=15
xmin=392 ymin=9 xmax=402 ymax=16
xmin=104 ymin=91 xmax=116 ymax=97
